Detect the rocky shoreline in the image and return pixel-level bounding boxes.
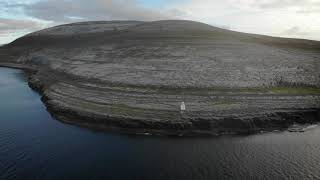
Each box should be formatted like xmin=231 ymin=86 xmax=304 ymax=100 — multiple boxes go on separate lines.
xmin=3 ymin=62 xmax=318 ymax=136
xmin=0 ymin=20 xmax=320 ymax=136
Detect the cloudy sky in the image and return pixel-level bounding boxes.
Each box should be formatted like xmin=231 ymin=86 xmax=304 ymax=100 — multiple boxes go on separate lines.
xmin=0 ymin=0 xmax=320 ymax=44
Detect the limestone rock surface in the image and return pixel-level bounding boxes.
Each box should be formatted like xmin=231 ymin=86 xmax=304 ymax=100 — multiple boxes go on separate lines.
xmin=0 ymin=20 xmax=319 ymax=136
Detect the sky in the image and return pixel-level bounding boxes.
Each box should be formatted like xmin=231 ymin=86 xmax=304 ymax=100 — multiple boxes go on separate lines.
xmin=0 ymin=0 xmax=320 ymax=44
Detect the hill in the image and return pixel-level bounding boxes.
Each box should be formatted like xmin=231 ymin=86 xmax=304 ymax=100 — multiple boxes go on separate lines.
xmin=0 ymin=20 xmax=319 ymax=136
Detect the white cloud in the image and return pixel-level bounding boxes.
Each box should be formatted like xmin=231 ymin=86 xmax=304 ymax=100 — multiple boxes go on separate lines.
xmin=228 ymin=0 xmax=320 ymax=11
xmin=166 ymin=0 xmax=320 ymax=40
xmin=283 ymin=26 xmax=308 ymax=36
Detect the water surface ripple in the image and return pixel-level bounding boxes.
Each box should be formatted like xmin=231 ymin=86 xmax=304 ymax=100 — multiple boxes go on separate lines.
xmin=0 ymin=67 xmax=320 ymax=180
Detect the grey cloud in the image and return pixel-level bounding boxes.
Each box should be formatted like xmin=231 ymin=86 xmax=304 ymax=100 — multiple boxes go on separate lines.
xmin=282 ymin=26 xmax=309 ymax=36
xmin=0 ymin=18 xmax=45 ymax=44
xmin=16 ymin=0 xmax=172 ymax=23
xmin=0 ymin=18 xmax=43 ymax=32
xmin=166 ymin=9 xmax=190 ymax=18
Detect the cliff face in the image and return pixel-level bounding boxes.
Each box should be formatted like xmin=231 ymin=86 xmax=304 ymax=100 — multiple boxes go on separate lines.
xmin=0 ymin=20 xmax=319 ymax=136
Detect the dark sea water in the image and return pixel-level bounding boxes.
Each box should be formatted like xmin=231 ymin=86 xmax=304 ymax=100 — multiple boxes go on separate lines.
xmin=1 ymin=67 xmax=320 ymax=180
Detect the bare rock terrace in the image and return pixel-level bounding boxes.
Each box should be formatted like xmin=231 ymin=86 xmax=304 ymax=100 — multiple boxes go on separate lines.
xmin=0 ymin=20 xmax=319 ymax=136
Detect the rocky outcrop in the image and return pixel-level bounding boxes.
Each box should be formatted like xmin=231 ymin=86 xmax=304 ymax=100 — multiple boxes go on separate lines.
xmin=0 ymin=20 xmax=319 ymax=136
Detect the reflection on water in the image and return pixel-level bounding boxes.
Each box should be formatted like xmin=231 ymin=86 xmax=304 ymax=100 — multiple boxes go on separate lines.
xmin=0 ymin=67 xmax=320 ymax=180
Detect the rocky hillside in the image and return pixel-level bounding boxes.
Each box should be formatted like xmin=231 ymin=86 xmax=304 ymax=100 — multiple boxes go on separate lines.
xmin=0 ymin=20 xmax=319 ymax=136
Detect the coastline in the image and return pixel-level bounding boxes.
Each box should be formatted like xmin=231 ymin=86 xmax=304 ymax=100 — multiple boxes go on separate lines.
xmin=1 ymin=62 xmax=319 ymax=137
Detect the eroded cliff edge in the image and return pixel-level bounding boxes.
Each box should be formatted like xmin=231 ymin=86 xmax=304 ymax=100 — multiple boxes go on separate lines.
xmin=0 ymin=20 xmax=320 ymax=136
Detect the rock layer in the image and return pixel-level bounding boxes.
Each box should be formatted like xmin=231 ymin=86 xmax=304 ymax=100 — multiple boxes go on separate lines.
xmin=0 ymin=20 xmax=319 ymax=136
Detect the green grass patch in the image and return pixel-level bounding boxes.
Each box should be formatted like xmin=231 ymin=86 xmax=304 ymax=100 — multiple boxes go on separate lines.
xmin=268 ymin=87 xmax=320 ymax=94
xmin=151 ymin=86 xmax=320 ymax=95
